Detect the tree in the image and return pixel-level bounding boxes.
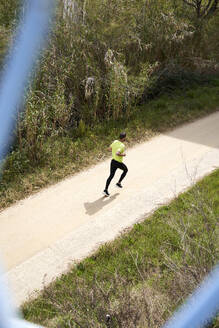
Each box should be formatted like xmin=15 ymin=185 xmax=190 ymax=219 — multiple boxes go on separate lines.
xmin=182 ymin=0 xmax=218 ymax=20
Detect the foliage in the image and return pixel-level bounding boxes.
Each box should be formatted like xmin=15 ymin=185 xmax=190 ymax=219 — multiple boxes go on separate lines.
xmin=0 ymin=79 xmax=219 ymax=210
xmin=0 ymin=25 xmax=9 ymax=66
xmin=0 ymin=0 xmax=20 ymax=27
xmin=182 ymin=0 xmax=218 ymax=20
xmin=0 ymin=0 xmax=218 ymax=198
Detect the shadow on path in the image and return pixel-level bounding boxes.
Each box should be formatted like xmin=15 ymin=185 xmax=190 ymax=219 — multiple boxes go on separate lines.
xmin=84 ymin=193 xmax=119 ymax=216
xmin=164 ymin=111 xmax=219 ymax=149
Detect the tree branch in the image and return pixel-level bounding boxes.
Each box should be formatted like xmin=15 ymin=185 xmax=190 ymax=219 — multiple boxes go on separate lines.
xmin=205 ymin=0 xmax=214 ymax=12
xmin=183 ymin=0 xmax=218 ymax=19
xmin=196 ymin=0 xmax=202 ymax=17
xmin=204 ymin=0 xmax=219 ymax=19
xmin=182 ymin=0 xmax=197 ymax=8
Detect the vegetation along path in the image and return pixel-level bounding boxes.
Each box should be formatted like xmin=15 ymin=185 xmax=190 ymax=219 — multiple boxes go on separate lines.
xmin=1 ymin=111 xmax=219 ymax=307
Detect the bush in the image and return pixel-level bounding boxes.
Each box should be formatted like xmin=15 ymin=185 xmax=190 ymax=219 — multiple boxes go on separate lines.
xmin=140 ymin=62 xmax=217 ymax=103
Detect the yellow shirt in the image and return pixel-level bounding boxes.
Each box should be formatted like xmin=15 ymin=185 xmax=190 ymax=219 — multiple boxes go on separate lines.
xmin=111 ymin=140 xmax=125 ymax=163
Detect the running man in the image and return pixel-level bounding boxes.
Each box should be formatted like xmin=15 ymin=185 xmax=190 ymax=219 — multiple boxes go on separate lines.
xmin=103 ymin=132 xmax=128 ymax=197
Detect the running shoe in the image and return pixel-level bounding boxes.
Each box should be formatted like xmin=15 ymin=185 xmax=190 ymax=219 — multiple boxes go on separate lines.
xmin=103 ymin=190 xmax=110 ymax=197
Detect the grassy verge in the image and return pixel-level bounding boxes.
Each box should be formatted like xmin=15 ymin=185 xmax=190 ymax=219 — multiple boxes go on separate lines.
xmin=21 ymin=167 xmax=219 ymax=327
xmin=1 ymin=78 xmax=219 ymax=211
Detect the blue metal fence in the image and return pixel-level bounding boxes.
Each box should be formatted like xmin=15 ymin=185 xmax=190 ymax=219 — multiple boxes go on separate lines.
xmin=0 ymin=0 xmax=55 ymax=161
xmin=0 ymin=1 xmax=219 ymax=327
xmin=163 ymin=265 xmax=219 ymax=328
xmin=0 ymin=264 xmax=43 ymax=327
xmin=0 ymin=0 xmax=55 ymax=326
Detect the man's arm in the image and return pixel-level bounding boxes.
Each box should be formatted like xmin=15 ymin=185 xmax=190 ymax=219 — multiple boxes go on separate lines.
xmin=116 ymin=151 xmax=126 ymax=157
xmin=108 ymin=147 xmax=112 ymax=151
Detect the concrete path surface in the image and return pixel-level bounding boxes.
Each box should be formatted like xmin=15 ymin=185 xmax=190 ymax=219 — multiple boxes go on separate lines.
xmin=1 ymin=111 xmax=219 ymax=307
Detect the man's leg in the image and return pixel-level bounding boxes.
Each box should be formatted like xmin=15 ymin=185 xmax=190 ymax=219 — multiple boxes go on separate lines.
xmin=104 ymin=160 xmax=118 ymax=192
xmin=118 ymin=163 xmax=128 ymax=185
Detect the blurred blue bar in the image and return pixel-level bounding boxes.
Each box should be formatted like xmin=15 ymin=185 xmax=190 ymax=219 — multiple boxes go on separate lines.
xmin=163 ymin=265 xmax=219 ymax=328
xmin=0 ymin=0 xmax=55 ymax=162
xmin=0 ymin=265 xmax=14 ymax=328
xmin=0 ymin=264 xmax=43 ymax=327
xmin=0 ymin=0 xmax=55 ymax=327
xmin=1 ymin=0 xmax=219 ymax=328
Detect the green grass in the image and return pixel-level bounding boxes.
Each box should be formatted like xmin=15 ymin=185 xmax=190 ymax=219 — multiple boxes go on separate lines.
xmin=22 ymin=168 xmax=219 ymax=327
xmin=0 ymin=78 xmax=219 ymax=211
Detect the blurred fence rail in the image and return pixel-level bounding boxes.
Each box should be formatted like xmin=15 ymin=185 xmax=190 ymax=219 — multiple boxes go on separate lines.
xmin=0 ymin=0 xmax=55 ymax=327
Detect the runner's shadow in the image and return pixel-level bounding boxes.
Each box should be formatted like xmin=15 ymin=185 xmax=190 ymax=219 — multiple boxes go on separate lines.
xmin=84 ymin=193 xmax=119 ymax=216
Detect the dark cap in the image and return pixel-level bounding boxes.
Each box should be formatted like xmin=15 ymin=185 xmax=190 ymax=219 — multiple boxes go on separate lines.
xmin=119 ymin=132 xmax=126 ymax=140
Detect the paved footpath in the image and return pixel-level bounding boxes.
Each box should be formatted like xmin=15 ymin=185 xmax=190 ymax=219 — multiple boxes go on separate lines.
xmin=1 ymin=111 xmax=219 ymax=307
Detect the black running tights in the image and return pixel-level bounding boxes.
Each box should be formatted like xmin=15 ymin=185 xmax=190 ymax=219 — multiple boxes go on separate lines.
xmin=105 ymin=159 xmax=128 ymax=191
